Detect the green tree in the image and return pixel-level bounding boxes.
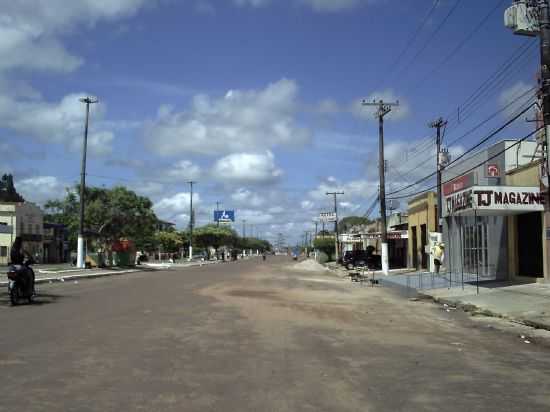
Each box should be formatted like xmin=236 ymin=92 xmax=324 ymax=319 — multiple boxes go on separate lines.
xmin=45 ymin=185 xmax=158 ymax=252
xmin=155 ymin=231 xmax=184 ymax=254
xmin=313 ymin=237 xmax=336 ymax=261
xmin=193 ymin=224 xmax=239 ymax=257
xmin=338 ymin=216 xmax=372 ymax=234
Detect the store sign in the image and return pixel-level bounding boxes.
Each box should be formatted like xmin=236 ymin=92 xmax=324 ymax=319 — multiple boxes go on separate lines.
xmin=486 ymin=164 xmax=500 ymax=177
xmin=340 ymin=234 xmax=362 ymax=243
xmin=365 ymin=230 xmax=408 ymax=240
xmin=443 ymin=172 xmax=475 ymax=196
xmin=445 ymin=185 xmax=545 ymax=215
xmin=319 ymin=212 xmax=337 ymax=222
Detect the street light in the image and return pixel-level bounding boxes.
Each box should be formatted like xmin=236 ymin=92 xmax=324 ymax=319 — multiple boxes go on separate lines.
xmin=77 ymin=96 xmax=98 ymax=269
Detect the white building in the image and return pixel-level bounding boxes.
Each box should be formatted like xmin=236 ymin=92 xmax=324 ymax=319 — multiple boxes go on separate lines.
xmin=0 ymin=202 xmax=44 ymax=265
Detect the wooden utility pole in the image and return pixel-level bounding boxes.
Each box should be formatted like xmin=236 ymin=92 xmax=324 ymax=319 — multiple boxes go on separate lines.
xmin=429 ymin=117 xmax=447 ymax=232
xmin=362 ymin=99 xmax=399 ymax=275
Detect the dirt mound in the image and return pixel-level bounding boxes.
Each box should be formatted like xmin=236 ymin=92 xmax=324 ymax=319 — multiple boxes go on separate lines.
xmin=291 ymin=259 xmax=329 ymax=273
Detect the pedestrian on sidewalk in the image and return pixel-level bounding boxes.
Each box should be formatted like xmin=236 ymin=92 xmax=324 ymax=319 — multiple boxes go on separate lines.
xmin=432 ymin=242 xmax=445 ymax=274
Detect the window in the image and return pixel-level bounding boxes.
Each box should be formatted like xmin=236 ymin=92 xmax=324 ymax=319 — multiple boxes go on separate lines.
xmin=0 ymin=246 xmax=7 ymax=257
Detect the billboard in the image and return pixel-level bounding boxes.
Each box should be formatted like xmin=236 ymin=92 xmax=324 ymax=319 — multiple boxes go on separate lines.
xmin=214 ymin=210 xmax=235 ymax=223
xmin=319 ymin=212 xmax=337 ymax=222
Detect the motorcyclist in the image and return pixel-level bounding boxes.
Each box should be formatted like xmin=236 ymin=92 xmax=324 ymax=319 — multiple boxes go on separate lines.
xmin=10 ymin=237 xmax=35 ymax=294
xmin=262 ymin=251 xmax=266 ymax=261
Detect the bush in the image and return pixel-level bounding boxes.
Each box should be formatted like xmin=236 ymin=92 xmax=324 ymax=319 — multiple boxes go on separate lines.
xmin=316 ymin=251 xmax=329 ymax=264
xmin=313 ymin=237 xmax=335 ymax=261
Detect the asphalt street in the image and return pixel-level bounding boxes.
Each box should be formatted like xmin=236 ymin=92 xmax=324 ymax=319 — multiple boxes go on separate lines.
xmin=1 ymin=257 xmax=550 ymax=412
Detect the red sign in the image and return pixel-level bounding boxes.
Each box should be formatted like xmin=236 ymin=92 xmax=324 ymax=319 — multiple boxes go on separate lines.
xmin=443 ymin=172 xmax=475 ymax=196
xmin=487 ymin=164 xmax=500 ymax=178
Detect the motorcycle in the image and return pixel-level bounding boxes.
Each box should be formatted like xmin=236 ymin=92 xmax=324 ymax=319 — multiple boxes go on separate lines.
xmin=7 ymin=258 xmax=35 ymax=305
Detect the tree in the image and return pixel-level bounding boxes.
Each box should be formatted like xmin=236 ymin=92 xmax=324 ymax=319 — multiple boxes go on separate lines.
xmin=338 ymin=216 xmax=372 ymax=234
xmin=314 ymin=237 xmax=336 ymax=261
xmin=155 ymin=231 xmax=184 ymax=254
xmin=193 ymin=224 xmax=239 ymax=257
xmin=45 ymin=185 xmax=158 ymax=252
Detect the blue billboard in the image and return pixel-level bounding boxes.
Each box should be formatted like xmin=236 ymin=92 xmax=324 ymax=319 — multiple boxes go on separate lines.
xmin=214 ymin=210 xmax=235 ymax=223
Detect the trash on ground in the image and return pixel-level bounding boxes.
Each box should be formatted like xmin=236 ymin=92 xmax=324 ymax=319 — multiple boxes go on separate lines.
xmin=524 ymin=340 xmax=531 ymax=344
xmin=60 ymin=278 xmax=65 ymax=282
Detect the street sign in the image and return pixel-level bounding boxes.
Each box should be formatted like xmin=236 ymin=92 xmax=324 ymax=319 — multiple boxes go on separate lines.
xmin=214 ymin=210 xmax=235 ymax=223
xmin=319 ymin=212 xmax=337 ymax=222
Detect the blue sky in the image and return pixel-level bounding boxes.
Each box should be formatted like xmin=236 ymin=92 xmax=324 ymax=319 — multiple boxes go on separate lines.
xmin=0 ymin=0 xmax=540 ymax=244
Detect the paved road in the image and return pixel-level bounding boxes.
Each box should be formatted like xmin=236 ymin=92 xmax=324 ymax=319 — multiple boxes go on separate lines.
xmin=1 ymin=257 xmax=550 ymax=411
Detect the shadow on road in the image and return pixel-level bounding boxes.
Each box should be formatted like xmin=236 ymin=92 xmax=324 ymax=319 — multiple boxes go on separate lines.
xmin=0 ymin=291 xmax=66 ymax=307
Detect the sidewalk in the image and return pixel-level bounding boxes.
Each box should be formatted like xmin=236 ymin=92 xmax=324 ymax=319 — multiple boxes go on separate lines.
xmin=420 ymin=282 xmax=550 ymax=330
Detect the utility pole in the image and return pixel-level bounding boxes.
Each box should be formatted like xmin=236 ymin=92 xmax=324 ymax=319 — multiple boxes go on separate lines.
xmin=505 ymin=0 xmax=550 ymax=279
xmin=326 ymin=191 xmax=344 ymax=261
xmin=362 ymin=99 xmax=399 ymax=275
xmin=77 ymin=96 xmax=98 ymax=269
xmin=429 ymin=117 xmax=447 ymax=232
xmin=188 ymin=181 xmax=195 ymax=261
xmin=215 ymin=201 xmax=221 ymax=227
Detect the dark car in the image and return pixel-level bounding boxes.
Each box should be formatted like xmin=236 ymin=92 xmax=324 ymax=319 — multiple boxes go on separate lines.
xmin=343 ymin=249 xmax=382 ymax=270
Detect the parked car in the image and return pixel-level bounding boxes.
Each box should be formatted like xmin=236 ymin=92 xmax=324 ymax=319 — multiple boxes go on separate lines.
xmin=342 ymin=249 xmax=382 ymax=270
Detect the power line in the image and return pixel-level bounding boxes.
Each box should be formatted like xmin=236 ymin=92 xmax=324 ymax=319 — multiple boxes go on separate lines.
xmin=396 ymin=0 xmax=462 ymax=80
xmin=381 ymin=0 xmax=441 ymax=82
xmin=405 ymin=0 xmax=508 ymax=94
xmin=387 ymin=100 xmax=535 ymax=196
xmin=387 ymin=126 xmax=542 ymax=200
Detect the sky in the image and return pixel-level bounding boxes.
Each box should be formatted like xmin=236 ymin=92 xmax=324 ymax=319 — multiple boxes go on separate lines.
xmin=0 ymin=0 xmax=541 ymax=245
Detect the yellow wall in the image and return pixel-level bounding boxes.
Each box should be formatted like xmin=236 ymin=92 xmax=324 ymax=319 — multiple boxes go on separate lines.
xmin=407 ymin=192 xmax=437 ymax=269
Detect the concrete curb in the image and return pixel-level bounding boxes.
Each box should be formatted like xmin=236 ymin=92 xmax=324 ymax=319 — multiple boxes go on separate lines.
xmin=419 ymin=293 xmax=550 ymax=332
xmin=0 ymin=260 xmax=226 ymax=287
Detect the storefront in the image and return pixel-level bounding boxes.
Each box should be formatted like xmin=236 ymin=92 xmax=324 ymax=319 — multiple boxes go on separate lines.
xmin=442 ymin=140 xmax=545 ymax=281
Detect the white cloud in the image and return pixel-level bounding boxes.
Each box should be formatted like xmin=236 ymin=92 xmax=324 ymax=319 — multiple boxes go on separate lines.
xmin=232 ymin=0 xmax=371 ymax=12
xmin=301 ymin=200 xmax=314 ymax=210
xmin=351 ymin=89 xmax=409 ymax=121
xmin=160 ymin=160 xmax=202 ymax=182
xmin=498 ymin=81 xmax=534 ymax=118
xmin=232 ymin=188 xmax=265 ymax=207
xmin=145 ymin=79 xmax=311 ymax=156
xmin=0 ymin=91 xmax=115 ymax=155
xmin=233 ymin=0 xmax=271 ymax=7
xmin=308 ymin=177 xmax=376 ymax=201
xmin=154 ymin=192 xmax=201 ymax=224
xmin=0 ymin=0 xmax=154 ymax=73
xmin=212 ymin=151 xmax=283 ymax=184
xmin=299 ymin=0 xmax=362 ymax=12
xmin=17 ymin=176 xmax=66 ymax=205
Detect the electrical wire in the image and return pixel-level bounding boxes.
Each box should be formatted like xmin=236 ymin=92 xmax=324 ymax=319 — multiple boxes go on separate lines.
xmin=386 ymin=100 xmax=536 ymax=196
xmin=387 ymin=126 xmax=542 ymax=200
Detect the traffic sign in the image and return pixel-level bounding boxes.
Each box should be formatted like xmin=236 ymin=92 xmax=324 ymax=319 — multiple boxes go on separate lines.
xmin=214 ymin=210 xmax=235 ymax=223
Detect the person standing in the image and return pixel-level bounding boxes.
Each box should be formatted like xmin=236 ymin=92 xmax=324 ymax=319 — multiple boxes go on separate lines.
xmin=431 ymin=242 xmax=445 ymax=274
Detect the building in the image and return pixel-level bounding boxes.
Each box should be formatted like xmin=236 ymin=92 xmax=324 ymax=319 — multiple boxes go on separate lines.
xmin=43 ymin=223 xmax=69 ymax=264
xmin=0 ymin=202 xmax=44 ymax=265
xmin=340 ymin=213 xmax=408 ymax=269
xmin=407 ymin=192 xmax=438 ymax=270
xmin=442 ymin=139 xmax=547 ymax=281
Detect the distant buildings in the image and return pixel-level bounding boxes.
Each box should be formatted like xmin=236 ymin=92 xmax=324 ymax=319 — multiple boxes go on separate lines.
xmin=0 ymin=174 xmax=68 ymax=265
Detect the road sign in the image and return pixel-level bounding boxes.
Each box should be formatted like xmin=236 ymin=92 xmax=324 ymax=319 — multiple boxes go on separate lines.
xmin=487 ymin=164 xmax=500 ymax=178
xmin=214 ymin=210 xmax=235 ymax=223
xmin=319 ymin=212 xmax=337 ymax=222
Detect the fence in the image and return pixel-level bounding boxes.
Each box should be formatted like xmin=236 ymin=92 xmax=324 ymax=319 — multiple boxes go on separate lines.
xmin=378 ymin=269 xmax=497 ymax=294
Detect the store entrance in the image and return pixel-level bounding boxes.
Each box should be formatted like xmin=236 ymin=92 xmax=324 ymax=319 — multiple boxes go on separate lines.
xmin=517 ymin=212 xmax=543 ymax=277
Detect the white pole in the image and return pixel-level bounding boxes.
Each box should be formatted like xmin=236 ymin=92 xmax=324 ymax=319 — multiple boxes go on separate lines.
xmin=77 ymin=235 xmax=85 ymax=268
xmin=381 ymin=242 xmax=389 ymax=275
